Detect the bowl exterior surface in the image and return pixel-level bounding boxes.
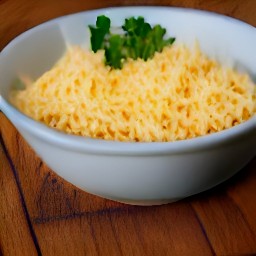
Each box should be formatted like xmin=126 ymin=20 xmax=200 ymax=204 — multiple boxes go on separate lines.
xmin=17 ymin=125 xmax=256 ymax=205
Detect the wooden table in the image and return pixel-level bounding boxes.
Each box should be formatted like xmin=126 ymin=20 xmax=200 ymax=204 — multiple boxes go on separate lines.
xmin=0 ymin=1 xmax=256 ymax=255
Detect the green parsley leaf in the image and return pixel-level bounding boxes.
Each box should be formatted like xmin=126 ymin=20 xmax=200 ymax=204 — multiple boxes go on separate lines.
xmin=89 ymin=15 xmax=110 ymax=52
xmin=105 ymin=35 xmax=124 ymax=69
xmin=89 ymin=15 xmax=175 ymax=69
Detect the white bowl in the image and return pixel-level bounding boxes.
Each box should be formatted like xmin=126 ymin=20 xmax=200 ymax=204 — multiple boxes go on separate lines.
xmin=0 ymin=7 xmax=255 ymax=205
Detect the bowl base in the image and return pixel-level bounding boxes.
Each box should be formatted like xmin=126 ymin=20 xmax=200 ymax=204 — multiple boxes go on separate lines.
xmin=106 ymin=197 xmax=181 ymax=206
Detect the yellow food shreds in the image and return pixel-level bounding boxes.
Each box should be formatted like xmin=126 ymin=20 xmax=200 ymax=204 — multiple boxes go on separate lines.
xmin=11 ymin=44 xmax=256 ymax=142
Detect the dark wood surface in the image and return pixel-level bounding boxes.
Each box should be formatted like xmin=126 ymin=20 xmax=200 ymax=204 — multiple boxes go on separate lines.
xmin=0 ymin=1 xmax=256 ymax=255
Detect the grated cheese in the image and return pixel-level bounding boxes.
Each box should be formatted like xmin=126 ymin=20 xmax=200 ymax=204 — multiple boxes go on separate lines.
xmin=11 ymin=44 xmax=256 ymax=142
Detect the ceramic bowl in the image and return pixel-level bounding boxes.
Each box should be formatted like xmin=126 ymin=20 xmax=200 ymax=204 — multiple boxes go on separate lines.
xmin=0 ymin=7 xmax=255 ymax=205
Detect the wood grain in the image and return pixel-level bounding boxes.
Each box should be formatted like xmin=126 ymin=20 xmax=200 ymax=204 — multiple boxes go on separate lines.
xmin=191 ymin=167 xmax=256 ymax=254
xmin=0 ymin=0 xmax=256 ymax=255
xmin=0 ymin=127 xmax=38 ymax=255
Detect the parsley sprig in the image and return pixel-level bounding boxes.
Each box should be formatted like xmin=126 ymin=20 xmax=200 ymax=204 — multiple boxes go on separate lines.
xmin=89 ymin=15 xmax=175 ymax=69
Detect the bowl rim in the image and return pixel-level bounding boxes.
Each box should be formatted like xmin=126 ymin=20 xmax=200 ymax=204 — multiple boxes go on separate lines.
xmin=1 ymin=5 xmax=255 ymax=53
xmin=0 ymin=6 xmax=256 ymax=156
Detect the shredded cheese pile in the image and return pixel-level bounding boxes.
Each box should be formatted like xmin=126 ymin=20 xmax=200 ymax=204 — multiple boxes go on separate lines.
xmin=11 ymin=44 xmax=256 ymax=142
